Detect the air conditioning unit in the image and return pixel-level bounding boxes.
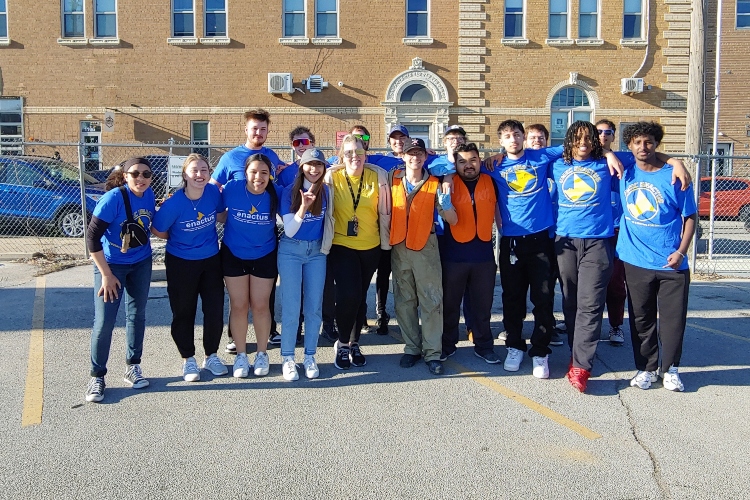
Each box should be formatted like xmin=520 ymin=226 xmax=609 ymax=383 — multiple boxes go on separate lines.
xmin=268 ymin=73 xmax=293 ymax=94
xmin=305 ymin=75 xmax=329 ymax=93
xmin=621 ymin=77 xmax=644 ymax=94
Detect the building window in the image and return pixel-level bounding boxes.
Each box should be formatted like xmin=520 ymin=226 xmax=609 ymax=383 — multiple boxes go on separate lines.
xmin=623 ymin=0 xmax=643 ymax=38
xmin=738 ymin=0 xmax=750 ymax=28
xmin=406 ymin=0 xmax=429 ymax=38
xmin=315 ymin=0 xmax=338 ymax=37
xmin=172 ymin=0 xmax=194 ymax=37
xmin=579 ymin=0 xmax=598 ymax=38
xmin=0 ymin=97 xmax=24 ymax=155
xmin=504 ymin=0 xmax=524 ymax=38
xmin=0 ymin=0 xmax=8 ymax=39
xmin=205 ymin=0 xmax=226 ymax=37
xmin=191 ymin=121 xmax=210 ymax=158
xmin=618 ymin=122 xmax=636 ymax=151
xmin=549 ymin=0 xmax=568 ymax=38
xmin=62 ymin=0 xmax=85 ymax=38
xmin=550 ymin=87 xmax=591 ymax=146
xmin=283 ymin=0 xmax=305 ymax=37
xmin=94 ymin=0 xmax=117 ymax=38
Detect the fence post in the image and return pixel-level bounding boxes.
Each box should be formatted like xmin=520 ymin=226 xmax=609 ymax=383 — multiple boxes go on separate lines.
xmin=77 ymin=142 xmax=90 ymax=259
xmin=690 ymin=156 xmax=701 ymax=272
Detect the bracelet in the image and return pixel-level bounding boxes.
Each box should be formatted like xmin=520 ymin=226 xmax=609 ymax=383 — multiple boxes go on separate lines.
xmin=677 ymin=251 xmax=686 ymax=259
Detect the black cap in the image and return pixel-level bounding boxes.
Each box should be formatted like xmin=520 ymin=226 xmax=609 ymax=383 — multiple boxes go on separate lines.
xmin=403 ymin=137 xmax=427 ymax=154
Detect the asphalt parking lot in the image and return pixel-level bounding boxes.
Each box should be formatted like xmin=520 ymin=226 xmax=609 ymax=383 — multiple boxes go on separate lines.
xmin=1 ymin=261 xmax=749 ymax=499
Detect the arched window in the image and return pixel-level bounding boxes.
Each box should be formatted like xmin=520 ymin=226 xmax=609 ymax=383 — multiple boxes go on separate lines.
xmin=550 ymin=87 xmax=592 ymax=146
xmin=400 ymin=84 xmax=433 ymax=102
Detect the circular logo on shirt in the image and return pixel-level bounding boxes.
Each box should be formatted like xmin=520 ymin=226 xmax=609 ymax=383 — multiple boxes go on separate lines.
xmin=505 ymin=166 xmax=538 ymax=194
xmin=560 ymin=170 xmax=598 ymax=204
xmin=625 ymin=183 xmax=661 ymax=222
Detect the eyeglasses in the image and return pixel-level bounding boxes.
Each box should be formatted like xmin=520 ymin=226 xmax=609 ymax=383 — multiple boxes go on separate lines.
xmin=353 ymin=134 xmax=371 ymax=141
xmin=597 ymin=129 xmax=615 ymax=137
xmin=292 ymin=138 xmax=311 ymax=147
xmin=126 ymin=170 xmax=153 ymax=179
xmin=343 ymin=148 xmax=366 ymax=158
xmin=445 ymin=136 xmax=465 ymax=143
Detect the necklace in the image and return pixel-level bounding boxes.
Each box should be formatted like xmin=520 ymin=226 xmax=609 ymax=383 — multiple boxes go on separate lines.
xmin=184 ymin=188 xmax=202 ymax=211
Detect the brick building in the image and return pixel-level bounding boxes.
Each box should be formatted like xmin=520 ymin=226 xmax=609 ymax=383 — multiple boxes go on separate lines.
xmin=0 ymin=0 xmax=747 ymax=168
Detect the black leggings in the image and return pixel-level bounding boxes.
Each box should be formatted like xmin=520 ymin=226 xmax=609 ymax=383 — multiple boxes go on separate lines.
xmin=330 ymin=244 xmax=381 ymax=344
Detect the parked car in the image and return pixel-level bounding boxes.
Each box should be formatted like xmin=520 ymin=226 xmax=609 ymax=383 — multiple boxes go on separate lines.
xmin=90 ymin=155 xmax=170 ymax=200
xmin=0 ymin=155 xmax=105 ymax=237
xmin=699 ymin=177 xmax=750 ymax=222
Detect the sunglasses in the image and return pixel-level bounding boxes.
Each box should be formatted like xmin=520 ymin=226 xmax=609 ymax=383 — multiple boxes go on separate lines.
xmin=353 ymin=134 xmax=371 ymax=141
xmin=597 ymin=129 xmax=615 ymax=137
xmin=292 ymin=138 xmax=311 ymax=147
xmin=126 ymin=170 xmax=153 ymax=179
xmin=343 ymin=148 xmax=366 ymax=158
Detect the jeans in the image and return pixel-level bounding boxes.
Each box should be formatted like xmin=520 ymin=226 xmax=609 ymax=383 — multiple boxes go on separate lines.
xmin=277 ymin=236 xmax=326 ymax=357
xmin=90 ymin=256 xmax=152 ymax=377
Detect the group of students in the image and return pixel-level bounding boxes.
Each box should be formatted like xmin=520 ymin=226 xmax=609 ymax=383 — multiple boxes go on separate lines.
xmin=83 ymin=108 xmax=696 ymax=403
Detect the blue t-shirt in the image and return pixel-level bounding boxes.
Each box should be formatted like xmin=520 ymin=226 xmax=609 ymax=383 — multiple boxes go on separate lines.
xmin=221 ymin=180 xmax=280 ymax=259
xmin=552 ymin=155 xmax=621 ymax=238
xmin=93 ymin=185 xmax=155 ymax=264
xmin=481 ymin=146 xmax=563 ymax=237
xmin=617 ymin=164 xmax=697 ymax=271
xmin=276 ymin=161 xmax=300 ymax=188
xmin=426 ymin=155 xmax=456 ymax=176
xmin=280 ymin=184 xmax=328 ymax=241
xmin=211 ymin=145 xmax=281 ymax=185
xmin=152 ymin=183 xmax=223 ymax=260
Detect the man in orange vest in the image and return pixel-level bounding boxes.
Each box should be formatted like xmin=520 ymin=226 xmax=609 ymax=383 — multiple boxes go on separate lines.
xmin=438 ymin=143 xmax=501 ymax=363
xmin=388 ymin=138 xmax=458 ymax=375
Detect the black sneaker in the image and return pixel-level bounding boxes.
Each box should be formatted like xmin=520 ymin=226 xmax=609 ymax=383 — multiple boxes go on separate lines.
xmin=399 ymin=353 xmax=421 ymax=368
xmin=439 ymin=349 xmax=456 ymax=362
xmin=549 ymin=330 xmax=565 ymax=346
xmin=474 ymin=350 xmax=501 ymax=364
xmin=321 ymin=322 xmax=338 ymax=343
xmin=350 ymin=343 xmax=366 ymax=367
xmin=85 ymin=376 xmax=105 ymax=403
xmin=334 ymin=341 xmax=351 ymax=370
xmin=269 ymin=331 xmax=282 ymax=345
xmin=426 ymin=360 xmax=444 ymax=375
xmin=225 ymin=341 xmax=237 ymax=354
xmin=376 ymin=313 xmax=390 ymax=335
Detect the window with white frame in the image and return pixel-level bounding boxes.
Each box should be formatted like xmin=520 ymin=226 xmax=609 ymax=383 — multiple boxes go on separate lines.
xmin=504 ymin=0 xmax=524 ymax=38
xmin=738 ymin=0 xmax=750 ymax=28
xmin=205 ymin=0 xmax=226 ymax=37
xmin=191 ymin=121 xmax=210 ymax=158
xmin=549 ymin=0 xmax=568 ymax=38
xmin=283 ymin=0 xmax=306 ymax=37
xmin=94 ymin=0 xmax=117 ymax=38
xmin=0 ymin=0 xmax=8 ymax=39
xmin=579 ymin=0 xmax=598 ymax=38
xmin=0 ymin=97 xmax=24 ymax=155
xmin=315 ymin=0 xmax=338 ymax=37
xmin=62 ymin=0 xmax=85 ymax=38
xmin=623 ymin=0 xmax=643 ymax=38
xmin=406 ymin=0 xmax=429 ymax=38
xmin=172 ymin=0 xmax=195 ymax=37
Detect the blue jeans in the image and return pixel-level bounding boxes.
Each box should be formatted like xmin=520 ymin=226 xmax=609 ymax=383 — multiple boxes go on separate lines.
xmin=277 ymin=236 xmax=326 ymax=357
xmin=91 ymin=256 xmax=152 ymax=377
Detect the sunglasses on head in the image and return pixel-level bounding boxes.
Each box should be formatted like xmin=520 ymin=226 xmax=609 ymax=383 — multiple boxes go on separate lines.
xmin=292 ymin=138 xmax=311 ymax=147
xmin=126 ymin=170 xmax=153 ymax=179
xmin=343 ymin=148 xmax=366 ymax=158
xmin=597 ymin=129 xmax=615 ymax=137
xmin=353 ymin=133 xmax=371 ymax=142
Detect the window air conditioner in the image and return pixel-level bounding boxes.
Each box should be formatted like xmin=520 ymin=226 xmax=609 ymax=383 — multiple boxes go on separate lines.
xmin=268 ymin=73 xmax=293 ymax=94
xmin=621 ymin=78 xmax=644 ymax=94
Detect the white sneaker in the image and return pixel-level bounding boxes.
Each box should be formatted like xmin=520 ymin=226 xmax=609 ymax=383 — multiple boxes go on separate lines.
xmin=662 ymin=366 xmax=684 ymax=392
xmin=303 ymin=354 xmax=319 ymax=379
xmin=282 ymin=356 xmax=299 ymax=381
xmin=497 ymin=331 xmax=508 ymax=342
xmin=532 ymin=356 xmax=550 ymax=379
xmin=504 ymin=347 xmax=523 ymax=372
xmin=630 ymin=370 xmax=657 ymax=390
xmin=183 ymin=356 xmax=201 ymax=382
xmin=203 ymin=353 xmax=228 ymax=376
xmin=253 ymin=351 xmax=270 ymax=377
xmin=233 ymin=352 xmax=250 ymax=378
xmin=225 ymin=341 xmax=237 ymax=354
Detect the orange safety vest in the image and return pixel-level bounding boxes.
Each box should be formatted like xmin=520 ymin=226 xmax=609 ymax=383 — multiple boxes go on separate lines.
xmin=390 ymin=174 xmax=439 ymax=251
xmin=451 ymin=174 xmax=496 ymax=243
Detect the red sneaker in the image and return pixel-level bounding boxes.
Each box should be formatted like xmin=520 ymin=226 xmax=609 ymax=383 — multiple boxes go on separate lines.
xmin=567 ymin=366 xmax=590 ymax=393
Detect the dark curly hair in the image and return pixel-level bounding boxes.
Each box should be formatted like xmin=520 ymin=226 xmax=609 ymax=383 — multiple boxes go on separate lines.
xmin=288 ymin=125 xmax=316 ymax=144
xmin=563 ymin=121 xmax=603 ymax=164
xmin=622 ymin=121 xmax=664 ymax=147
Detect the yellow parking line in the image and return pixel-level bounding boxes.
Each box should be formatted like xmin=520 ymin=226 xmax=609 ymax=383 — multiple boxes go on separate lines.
xmin=687 ymin=322 xmax=750 ymax=343
xmin=21 ymin=276 xmax=46 ymax=427
xmin=446 ymin=360 xmax=602 ymax=440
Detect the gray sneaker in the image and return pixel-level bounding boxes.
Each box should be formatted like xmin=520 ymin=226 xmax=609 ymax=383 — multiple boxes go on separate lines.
xmin=203 ymin=353 xmax=228 ymax=376
xmin=183 ymin=357 xmax=201 ymax=382
xmin=85 ymin=376 xmax=105 ymax=403
xmin=123 ymin=364 xmax=149 ymax=389
xmin=609 ymin=326 xmax=625 ymax=345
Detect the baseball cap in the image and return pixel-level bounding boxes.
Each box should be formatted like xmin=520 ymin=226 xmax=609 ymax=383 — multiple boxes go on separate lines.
xmin=403 ymin=137 xmax=427 ymax=154
xmin=299 ymin=148 xmax=327 ymax=166
xmin=444 ymin=124 xmax=466 ymax=136
xmin=388 ymin=124 xmax=410 ymax=138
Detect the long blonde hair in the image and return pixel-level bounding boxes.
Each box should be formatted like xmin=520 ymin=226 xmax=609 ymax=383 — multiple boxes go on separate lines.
xmin=181 ymin=153 xmax=210 ymax=189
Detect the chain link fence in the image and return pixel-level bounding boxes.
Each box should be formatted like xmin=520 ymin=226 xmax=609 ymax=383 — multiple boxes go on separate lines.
xmin=1 ymin=142 xmax=749 ymax=276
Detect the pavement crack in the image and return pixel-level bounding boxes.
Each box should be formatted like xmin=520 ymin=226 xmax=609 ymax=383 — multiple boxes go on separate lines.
xmin=595 ymin=354 xmax=671 ymax=500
